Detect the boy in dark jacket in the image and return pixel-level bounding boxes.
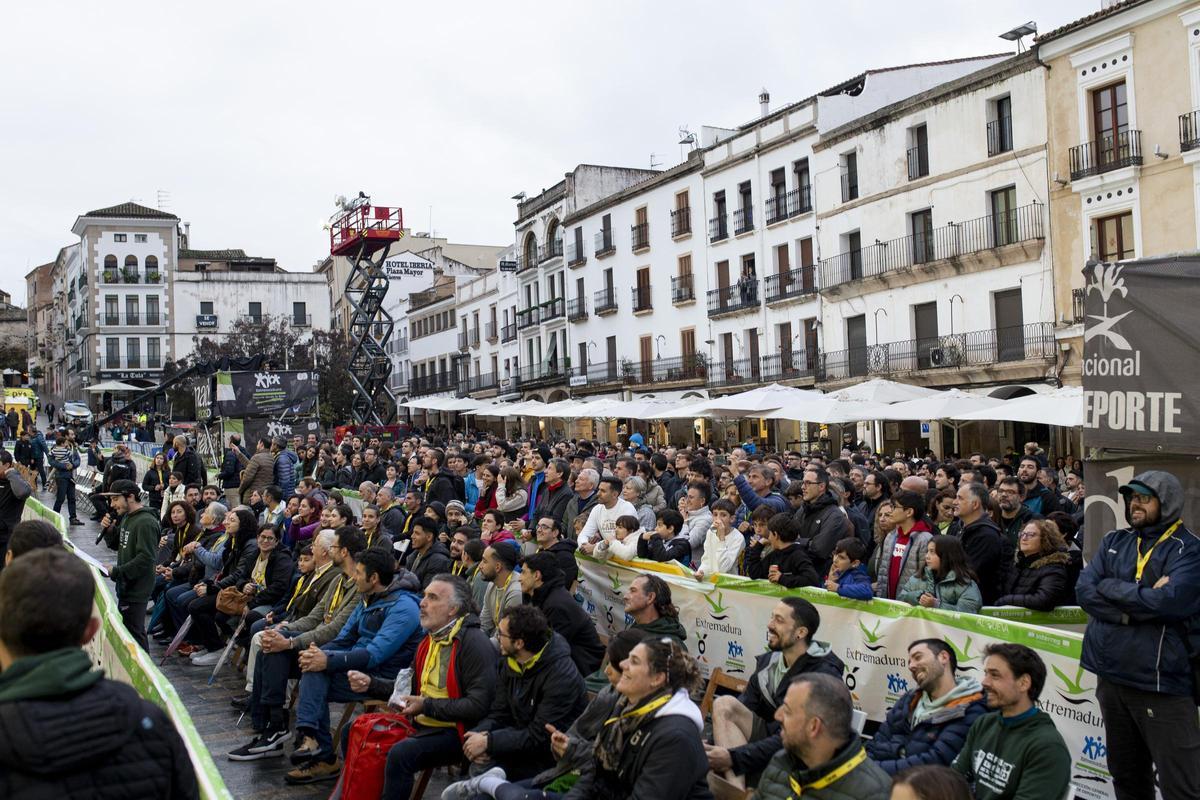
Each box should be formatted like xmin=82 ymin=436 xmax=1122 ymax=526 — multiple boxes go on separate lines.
xmin=101 ymin=479 xmax=161 ymax=650
xmin=824 ymin=537 xmax=873 ymax=601
xmin=638 ymin=508 xmax=692 ymax=567
xmin=744 ymin=512 xmax=819 ymax=588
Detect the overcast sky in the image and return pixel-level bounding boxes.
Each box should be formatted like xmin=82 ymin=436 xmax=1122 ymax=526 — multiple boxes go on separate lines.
xmin=1 ymin=0 xmax=1096 ymax=305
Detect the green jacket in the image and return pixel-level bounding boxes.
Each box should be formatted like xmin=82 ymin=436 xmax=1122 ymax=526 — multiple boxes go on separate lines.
xmin=951 ymin=708 xmax=1070 ymax=800
xmin=756 ymin=740 xmax=890 ymax=800
xmin=633 ymin=614 xmax=688 ymax=642
xmin=897 ymin=568 xmax=982 ymax=613
xmin=109 ymin=506 xmax=161 ymax=603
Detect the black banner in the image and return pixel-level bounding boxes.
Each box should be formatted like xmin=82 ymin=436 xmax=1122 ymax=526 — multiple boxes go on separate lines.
xmin=212 ymin=370 xmax=318 ymax=418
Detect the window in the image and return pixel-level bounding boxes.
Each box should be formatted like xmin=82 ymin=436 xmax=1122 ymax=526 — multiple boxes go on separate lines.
xmin=635 ymin=267 xmax=652 ymax=311
xmin=792 ymin=158 xmax=812 ymax=214
xmin=673 ymin=190 xmax=691 ymax=236
xmin=293 ymin=302 xmax=308 ymax=325
xmin=910 ymin=209 xmax=934 ymax=263
xmin=735 ymin=181 xmax=754 ymax=233
xmin=106 ymin=338 xmax=119 ymax=366
xmin=200 ymin=301 xmax=214 ymax=315
xmin=114 ymin=234 xmax=127 ymax=243
xmin=988 ymin=95 xmax=1013 ymax=155
xmin=798 ymin=237 xmax=815 ymax=292
xmin=104 ymin=295 xmax=118 ymax=325
xmin=104 ymin=255 xmax=118 ymax=273
xmin=126 ymin=338 xmax=140 ymax=367
xmin=1092 ymin=212 xmax=1135 ymax=262
xmin=846 ymin=231 xmax=863 ymax=280
xmin=990 ymin=186 xmax=1018 ymax=246
xmin=248 ymin=302 xmax=262 ymax=323
xmin=146 ymin=295 xmax=159 ymax=324
xmin=134 ymin=234 xmax=147 ymax=243
xmin=125 ymin=296 xmax=139 ymax=325
xmin=846 ymin=315 xmax=867 ymax=377
xmin=148 ymin=338 xmax=161 ymax=368
xmin=1092 ymin=81 xmax=1129 ymax=163
xmin=124 ymin=255 xmax=138 ymax=271
xmin=841 ymin=152 xmax=858 ymax=202
xmin=145 ymin=255 xmax=158 ymax=276
xmin=579 ymin=341 xmax=589 ymax=367
xmin=768 ymin=168 xmax=787 ymax=223
xmin=907 ymin=124 xmax=929 ymax=180
xmin=633 ymin=207 xmax=649 ymax=251
xmin=711 ymin=191 xmax=728 ymax=241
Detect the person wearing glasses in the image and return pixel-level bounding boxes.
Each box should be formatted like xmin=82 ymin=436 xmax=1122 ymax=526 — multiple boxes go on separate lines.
xmin=993 ymin=520 xmax=1070 ymax=611
xmin=994 ymin=476 xmax=1040 ymax=550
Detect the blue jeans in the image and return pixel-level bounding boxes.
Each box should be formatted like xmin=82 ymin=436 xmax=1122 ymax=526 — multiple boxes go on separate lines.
xmin=294 ymin=668 xmax=367 ymax=759
xmin=53 ymin=475 xmax=76 ymax=519
xmin=166 ymin=583 xmax=198 ymax=632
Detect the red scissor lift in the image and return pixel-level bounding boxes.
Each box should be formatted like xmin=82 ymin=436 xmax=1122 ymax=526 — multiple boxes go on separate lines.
xmin=330 ymin=202 xmax=404 ymax=424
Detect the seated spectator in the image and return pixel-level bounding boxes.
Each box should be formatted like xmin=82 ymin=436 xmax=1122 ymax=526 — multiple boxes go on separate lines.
xmin=4 ymin=519 xmax=63 ymax=566
xmin=462 ymin=538 xmax=488 ymax=609
xmin=481 ymin=509 xmax=517 ymax=548
xmin=0 ymin=549 xmax=198 ymax=797
xmin=368 ymin=575 xmax=498 ymax=800
xmin=890 ymin=765 xmax=972 ymax=800
xmin=706 ymin=597 xmax=843 ymax=790
xmin=592 ymin=514 xmax=642 ymax=562
xmin=994 ymin=519 xmax=1070 ymax=611
xmin=359 ymin=503 xmax=394 ymax=552
xmin=694 ymin=499 xmax=745 ymax=580
xmin=284 ymin=549 xmax=424 ymax=785
xmin=952 ymin=482 xmax=1006 ymax=605
xmin=440 ymin=629 xmax=646 ymax=800
xmin=638 ymin=508 xmax=693 ymax=568
xmin=757 ymin=673 xmax=890 ymax=798
xmin=624 ymin=573 xmax=687 ymax=641
xmin=520 ymin=552 xmax=605 ymax=675
xmin=897 ymin=537 xmax=982 ymax=614
xmin=530 ymin=516 xmax=578 ymax=588
xmin=869 ymin=497 xmax=931 ymax=602
xmin=952 ymin=644 xmax=1070 ymax=800
xmin=183 ymin=507 xmax=260 ymax=663
xmin=479 ymin=541 xmax=523 ymax=642
xmin=824 ymin=537 xmax=873 ymax=600
xmin=403 ymin=517 xmax=453 ymax=589
xmin=866 ymin=639 xmax=986 ymax=774
xmin=462 ymin=605 xmax=588 ymax=781
xmin=744 ymin=512 xmax=820 ymax=588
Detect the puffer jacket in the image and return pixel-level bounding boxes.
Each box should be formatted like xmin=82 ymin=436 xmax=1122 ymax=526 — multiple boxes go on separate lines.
xmin=865 ymin=679 xmax=987 ymax=774
xmin=1077 ymin=470 xmax=1200 ymax=697
xmin=402 ymin=540 xmax=453 ymax=589
xmin=793 ymin=491 xmax=849 ymax=575
xmin=869 ymin=524 xmax=933 ymax=601
xmin=897 ymin=568 xmax=982 ymax=613
xmin=995 ymin=550 xmax=1070 ymax=610
xmin=526 ymin=570 xmax=605 ymax=675
xmin=321 ymin=570 xmax=423 ymax=680
xmin=273 ymin=449 xmax=299 ymax=498
xmin=757 ymin=739 xmax=890 ymax=800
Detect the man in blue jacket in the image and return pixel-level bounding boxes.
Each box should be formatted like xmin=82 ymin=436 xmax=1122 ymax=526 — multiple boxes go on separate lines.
xmin=866 ymin=638 xmax=986 ymax=774
xmin=731 ymin=460 xmax=790 ymax=531
xmin=285 ymin=549 xmax=423 ymax=785
xmin=1077 ymin=470 xmax=1200 ymax=800
xmin=272 ymin=437 xmax=299 ymax=499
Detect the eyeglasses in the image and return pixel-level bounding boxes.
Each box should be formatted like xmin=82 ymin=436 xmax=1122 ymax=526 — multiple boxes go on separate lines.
xmin=1018 ymin=531 xmax=1040 ymax=540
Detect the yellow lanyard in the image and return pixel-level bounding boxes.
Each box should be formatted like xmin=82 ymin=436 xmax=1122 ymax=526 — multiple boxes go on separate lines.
xmin=1135 ymin=520 xmax=1182 ymax=581
xmin=420 ymin=617 xmax=465 ymax=689
xmin=493 ymin=571 xmax=513 ymax=622
xmin=787 ymin=747 xmax=867 ymax=797
xmin=452 ymin=560 xmax=466 ymax=576
xmin=286 ymin=574 xmax=308 ymax=611
xmin=604 ymin=693 xmax=670 ymax=726
xmin=174 ymin=524 xmax=191 ymax=558
xmin=289 ymin=562 xmax=332 ymax=612
xmin=365 ymin=529 xmax=375 ymax=548
xmin=505 ymin=636 xmax=550 ymax=675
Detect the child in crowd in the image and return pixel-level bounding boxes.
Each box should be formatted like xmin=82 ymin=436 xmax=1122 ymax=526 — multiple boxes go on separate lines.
xmin=824 ymin=537 xmax=873 ymax=600
xmin=695 ymin=498 xmax=745 ymax=580
xmin=593 ymin=514 xmax=642 ymax=561
xmin=639 ymin=508 xmax=692 ymax=567
xmin=897 ymin=536 xmax=983 ymax=613
xmin=744 ymin=512 xmax=820 ymax=587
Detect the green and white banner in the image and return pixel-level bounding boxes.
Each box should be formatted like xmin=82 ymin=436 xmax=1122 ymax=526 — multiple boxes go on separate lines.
xmin=577 ymin=555 xmax=1113 ymax=800
xmin=24 ymin=500 xmax=232 ymax=799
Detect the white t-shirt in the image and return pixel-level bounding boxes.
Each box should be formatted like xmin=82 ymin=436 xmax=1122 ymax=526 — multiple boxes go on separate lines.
xmin=579 ymin=498 xmax=637 ymax=546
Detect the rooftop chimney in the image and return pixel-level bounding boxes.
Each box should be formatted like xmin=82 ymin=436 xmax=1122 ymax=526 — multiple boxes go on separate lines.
xmin=182 ymin=222 xmax=190 ymax=249
xmin=759 ymin=88 xmax=770 ymax=117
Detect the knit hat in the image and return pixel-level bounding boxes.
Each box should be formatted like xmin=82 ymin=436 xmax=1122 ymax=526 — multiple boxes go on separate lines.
xmin=446 ymin=500 xmax=466 ymax=514
xmin=536 ymin=444 xmax=552 ymax=464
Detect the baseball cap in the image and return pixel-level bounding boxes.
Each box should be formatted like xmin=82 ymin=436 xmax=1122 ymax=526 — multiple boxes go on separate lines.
xmin=1118 ymin=479 xmax=1157 ymax=499
xmin=97 ymin=479 xmax=140 ymax=498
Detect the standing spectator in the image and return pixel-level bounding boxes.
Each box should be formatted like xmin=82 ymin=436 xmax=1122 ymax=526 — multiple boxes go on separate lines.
xmin=172 ymin=435 xmax=206 ymax=489
xmin=47 ymin=433 xmax=83 ymax=525
xmin=870 ymin=494 xmax=931 ymax=601
xmin=0 ymin=452 xmax=31 ymax=571
xmin=792 ymin=465 xmax=849 ymax=577
xmin=1076 ymin=471 xmax=1200 ymax=800
xmin=271 ymin=437 xmax=299 ymax=499
xmin=952 ymin=482 xmax=1005 ymax=604
xmin=1015 ymin=456 xmax=1053 ymax=516
xmin=995 ymin=477 xmax=1038 ymax=548
xmin=239 ymin=437 xmax=276 ymax=505
xmin=142 ymin=452 xmax=170 ymax=518
xmin=100 ymin=480 xmax=160 ymax=650
xmin=0 ymin=549 xmax=199 ymax=797
xmin=423 ymin=448 xmax=465 ymax=506
xmin=951 ymin=644 xmax=1070 ymax=800
xmin=218 ymin=434 xmax=245 ymax=508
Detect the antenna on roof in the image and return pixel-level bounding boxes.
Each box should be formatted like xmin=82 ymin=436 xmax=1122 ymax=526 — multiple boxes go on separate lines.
xmin=156 ymin=189 xmax=171 ymax=211
xmin=650 ymin=153 xmax=662 ymax=169
xmin=999 ymin=21 xmax=1037 ymax=52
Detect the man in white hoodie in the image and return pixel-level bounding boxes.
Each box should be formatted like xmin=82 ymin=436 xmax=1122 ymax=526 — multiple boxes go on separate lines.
xmin=678 ymin=481 xmax=714 ymax=567
xmin=577 ymin=476 xmax=636 ymax=554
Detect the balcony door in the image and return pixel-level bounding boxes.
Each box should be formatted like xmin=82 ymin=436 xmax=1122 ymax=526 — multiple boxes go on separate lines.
xmin=846 ymin=315 xmax=867 ymax=377
xmin=606 ymin=336 xmax=617 ymax=381
xmin=746 ymin=328 xmax=761 ymax=380
xmin=994 ymin=288 xmax=1024 ymax=363
xmin=914 ymin=302 xmax=939 ymax=369
xmin=717 ymin=259 xmax=730 ymax=310
xmin=640 ymin=336 xmax=653 ymax=383
xmin=778 ymin=322 xmax=794 ymax=374
xmin=799 ymin=238 xmax=815 ymax=292
xmin=910 ymin=210 xmax=934 ymax=264
xmin=990 ymin=186 xmax=1018 ymax=246
xmin=681 ymin=329 xmax=697 ymax=377
xmin=1092 ymin=82 xmax=1128 ymax=169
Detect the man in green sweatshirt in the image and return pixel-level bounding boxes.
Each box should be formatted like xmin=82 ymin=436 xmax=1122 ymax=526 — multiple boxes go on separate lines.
xmin=102 ymin=479 xmax=162 ymax=650
xmin=952 ymin=642 xmax=1070 ymax=800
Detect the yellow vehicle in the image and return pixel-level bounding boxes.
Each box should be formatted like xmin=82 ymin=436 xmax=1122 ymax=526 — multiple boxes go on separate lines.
xmin=3 ymin=388 xmax=38 ymax=434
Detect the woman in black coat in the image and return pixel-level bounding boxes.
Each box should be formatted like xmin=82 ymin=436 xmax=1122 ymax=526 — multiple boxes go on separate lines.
xmin=994 ymin=518 xmax=1071 ymax=611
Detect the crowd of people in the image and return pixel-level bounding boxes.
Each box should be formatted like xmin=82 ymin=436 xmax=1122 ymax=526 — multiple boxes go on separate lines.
xmin=0 ymin=420 xmax=1196 ymax=800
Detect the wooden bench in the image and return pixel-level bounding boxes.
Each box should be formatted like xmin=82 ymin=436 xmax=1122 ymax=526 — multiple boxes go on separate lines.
xmin=700 ymin=667 xmax=749 ymax=720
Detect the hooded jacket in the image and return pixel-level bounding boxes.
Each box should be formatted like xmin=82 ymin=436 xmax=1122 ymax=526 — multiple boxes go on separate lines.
xmin=681 ymin=503 xmax=714 ymax=565
xmin=321 ymin=570 xmax=423 ymax=679
xmin=172 ymin=447 xmax=205 ymax=489
xmin=402 ymin=539 xmax=453 ymax=589
xmin=273 ymin=448 xmax=299 ymax=497
xmin=640 ymin=530 xmax=695 ymax=568
xmin=108 ymin=505 xmax=161 ymax=603
xmin=744 ymin=540 xmax=820 ymax=588
xmin=758 ymin=738 xmax=890 ymax=800
xmin=951 ymin=708 xmax=1071 ymax=800
xmin=870 ymin=526 xmax=933 ymax=601
xmin=543 ymin=538 xmax=579 ymax=587
xmin=0 ymin=648 xmax=198 ymax=800
xmin=729 ymin=643 xmax=845 ymax=777
xmin=793 ymin=491 xmax=849 ymax=575
xmin=897 ymin=568 xmax=983 ymax=613
xmin=632 ymin=613 xmax=688 ymax=643
xmin=995 ymin=550 xmax=1070 ymax=611
xmin=533 ymin=479 xmax=575 ymax=528
xmin=957 ymin=515 xmax=1006 ymax=605
xmin=472 ymin=631 xmax=589 ymax=774
xmin=526 ymin=570 xmax=605 ymax=675
xmin=425 ymin=466 xmax=465 ymax=507
xmin=0 ymin=468 xmax=32 ymax=544
xmin=1077 ymin=469 xmax=1200 ymax=696
xmin=999 ymin=504 xmax=1039 ymax=549
xmin=865 ymin=678 xmax=987 ymax=774
xmin=564 ymin=689 xmax=712 ymax=800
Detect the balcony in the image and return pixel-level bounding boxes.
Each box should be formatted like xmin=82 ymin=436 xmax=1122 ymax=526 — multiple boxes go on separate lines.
xmin=566 ymin=241 xmax=587 ymax=267
xmin=147 ymin=356 xmax=162 ymax=369
xmin=707 ymin=279 xmax=759 ymax=317
xmin=764 ymin=265 xmax=817 ymax=304
xmin=519 ymin=360 xmax=568 ymax=387
xmin=292 ymin=314 xmax=312 ymax=328
xmin=788 ymin=185 xmax=813 ymax=216
xmin=671 ymin=274 xmax=695 ymax=304
xmin=458 ymin=331 xmax=469 ymax=351
xmin=761 ymin=349 xmax=815 ymax=383
xmin=145 ymin=313 xmax=162 ymax=326
xmin=817 ymin=322 xmax=1055 ymax=383
xmin=671 ymin=207 xmax=691 ymax=237
xmin=518 ymin=248 xmax=540 ymax=273
xmin=594 ymin=229 xmax=615 ymax=258
xmin=541 ymin=297 xmax=564 ymax=322
xmin=485 ymin=321 xmax=498 ymax=342
xmin=541 ymin=239 xmax=563 ymax=263
xmin=396 ymin=335 xmax=409 ymax=355
xmin=470 ymin=328 xmax=481 ymax=347
xmin=708 ymin=357 xmax=764 ymax=390
xmin=840 ymin=171 xmax=858 ymax=203
xmin=102 ymin=313 xmax=142 ymax=326
xmin=567 ymin=296 xmax=587 ymax=321
xmin=196 ymin=314 xmax=218 ymax=328
xmin=125 ymin=356 xmax=141 ymax=369
xmin=516 ymin=307 xmax=540 ymax=330
xmin=239 ymin=314 xmax=265 ymax=325
xmin=631 ymin=222 xmax=650 ymax=252
xmin=819 ymin=202 xmax=1043 ymax=292
xmin=635 ymin=354 xmax=706 ymax=385
xmin=733 ymin=207 xmax=754 ymax=235
xmin=410 ymin=371 xmax=458 ymax=397
xmin=907 ymin=146 xmax=929 ymax=181
xmin=987 ymin=116 xmax=1013 ymax=156
xmin=501 ymin=323 xmax=517 ymax=343
xmin=1180 ymin=111 xmax=1200 ymax=152
xmin=595 ymin=287 xmax=617 ymax=315
xmin=461 ymin=371 xmax=500 ymax=396
xmin=1069 ymin=130 xmax=1142 ymax=181
xmin=631 ymin=284 xmax=652 ymax=313
xmin=1071 ymin=288 xmax=1085 ymax=325
xmin=765 ymin=192 xmax=789 ymax=225
xmin=709 ymin=214 xmax=728 ymax=243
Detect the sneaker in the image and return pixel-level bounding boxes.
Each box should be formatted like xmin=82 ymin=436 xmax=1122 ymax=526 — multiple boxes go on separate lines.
xmin=228 ymin=729 xmax=291 ymax=761
xmin=69 ymin=518 xmax=84 ymax=526
xmin=191 ymin=650 xmax=223 ymax=666
xmin=290 ymin=735 xmax=322 ymax=764
xmin=442 ymin=766 xmax=506 ymax=800
xmin=230 ymin=694 xmax=251 ymax=711
xmin=284 ymin=758 xmax=341 ymax=785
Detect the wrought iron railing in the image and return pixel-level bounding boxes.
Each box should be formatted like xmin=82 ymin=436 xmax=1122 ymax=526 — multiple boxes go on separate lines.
xmin=765 ymin=192 xmax=789 ymax=225
xmin=541 ymin=238 xmax=563 ymax=262
xmin=1180 ymin=111 xmax=1200 ymax=152
xmin=595 ymin=287 xmax=617 ymax=315
xmin=1069 ymin=130 xmax=1142 ymax=180
xmin=595 ymin=229 xmax=615 ymax=257
xmin=733 ymin=207 xmax=754 ymax=235
xmin=672 ymin=274 xmax=694 ymax=304
xmin=671 ymin=207 xmax=691 ymax=237
xmin=567 ymin=297 xmax=587 ymax=321
xmin=541 ymin=297 xmax=564 ymax=322
xmin=764 ymin=265 xmax=817 ymax=303
xmin=631 ymin=222 xmax=649 ymax=251
xmin=707 ymin=279 xmax=759 ymax=316
xmin=788 ymin=184 xmax=813 ymax=216
xmin=709 ymin=214 xmax=728 ymax=242
xmin=987 ymin=116 xmax=1013 ymax=156
xmin=632 ymin=284 xmax=652 ymax=312
xmin=410 ymin=371 xmax=458 ymax=397
xmin=566 ymin=240 xmax=586 ymax=266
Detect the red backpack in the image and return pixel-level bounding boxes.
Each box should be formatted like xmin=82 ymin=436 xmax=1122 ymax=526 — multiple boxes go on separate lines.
xmin=336 ymin=713 xmax=416 ymax=800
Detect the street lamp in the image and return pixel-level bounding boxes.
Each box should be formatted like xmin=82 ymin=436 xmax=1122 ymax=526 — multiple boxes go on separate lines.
xmin=654 ymin=334 xmax=666 ymax=359
xmin=873 ymin=308 xmax=889 ymax=344
xmin=949 ymin=294 xmax=964 ymax=335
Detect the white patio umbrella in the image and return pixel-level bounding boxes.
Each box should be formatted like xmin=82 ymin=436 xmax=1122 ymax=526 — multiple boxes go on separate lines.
xmin=952 ymin=387 xmax=1084 ymax=428
xmin=699 ymin=383 xmax=823 ymax=415
xmin=830 ymin=378 xmax=942 ymax=404
xmin=762 ymin=396 xmax=895 ymax=425
xmin=653 ymin=398 xmax=726 ymax=419
xmin=85 ymin=380 xmax=141 ymax=393
xmin=876 ymin=388 xmax=1005 ymax=453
